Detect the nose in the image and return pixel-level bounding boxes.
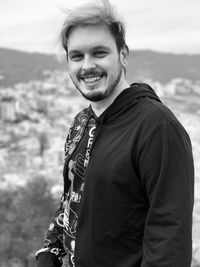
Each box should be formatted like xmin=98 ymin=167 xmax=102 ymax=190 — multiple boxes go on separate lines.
xmin=82 ymin=55 xmax=96 ymax=72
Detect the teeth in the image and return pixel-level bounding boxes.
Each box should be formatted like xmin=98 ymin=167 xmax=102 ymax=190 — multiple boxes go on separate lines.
xmin=84 ymin=76 xmax=102 ymax=83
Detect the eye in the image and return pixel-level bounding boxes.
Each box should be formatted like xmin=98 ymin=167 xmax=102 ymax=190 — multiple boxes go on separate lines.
xmin=70 ymin=54 xmax=83 ymax=61
xmin=94 ymin=51 xmax=108 ymax=58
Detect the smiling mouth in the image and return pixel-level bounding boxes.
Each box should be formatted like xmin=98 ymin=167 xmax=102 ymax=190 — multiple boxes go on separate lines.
xmin=81 ymin=74 xmax=104 ymax=84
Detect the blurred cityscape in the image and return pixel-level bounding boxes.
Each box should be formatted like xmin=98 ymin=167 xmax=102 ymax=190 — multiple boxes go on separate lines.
xmin=0 ymin=48 xmax=200 ymax=266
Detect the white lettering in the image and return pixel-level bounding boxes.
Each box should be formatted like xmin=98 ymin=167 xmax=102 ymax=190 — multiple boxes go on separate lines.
xmin=84 ymin=158 xmax=89 ymax=167
xmin=80 ymin=183 xmax=85 ymax=191
xmin=89 ymin=126 xmax=96 ymax=137
xmin=87 ymin=137 xmax=93 ymax=148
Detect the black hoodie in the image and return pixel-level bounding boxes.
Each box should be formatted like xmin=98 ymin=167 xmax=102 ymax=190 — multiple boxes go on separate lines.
xmin=37 ymin=83 xmax=194 ymax=267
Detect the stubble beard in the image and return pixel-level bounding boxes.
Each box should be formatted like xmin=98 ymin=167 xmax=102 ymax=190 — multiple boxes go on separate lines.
xmin=70 ymin=67 xmax=123 ymax=102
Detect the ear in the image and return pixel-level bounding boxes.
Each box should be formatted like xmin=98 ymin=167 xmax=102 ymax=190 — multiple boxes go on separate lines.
xmin=120 ymin=45 xmax=129 ymax=68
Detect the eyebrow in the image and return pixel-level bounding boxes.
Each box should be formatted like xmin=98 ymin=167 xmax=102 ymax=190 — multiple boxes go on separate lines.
xmin=68 ymin=45 xmax=111 ymax=57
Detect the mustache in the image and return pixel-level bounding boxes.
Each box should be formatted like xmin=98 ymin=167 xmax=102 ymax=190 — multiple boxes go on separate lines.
xmin=79 ymin=70 xmax=105 ymax=78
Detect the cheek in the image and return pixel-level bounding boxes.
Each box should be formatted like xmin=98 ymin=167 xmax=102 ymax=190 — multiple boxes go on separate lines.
xmin=107 ymin=56 xmax=121 ymax=70
xmin=107 ymin=61 xmax=121 ymax=76
xmin=68 ymin=63 xmax=80 ymax=76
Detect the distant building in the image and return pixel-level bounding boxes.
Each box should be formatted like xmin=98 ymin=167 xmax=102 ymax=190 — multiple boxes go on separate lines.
xmin=0 ymin=96 xmax=18 ymax=121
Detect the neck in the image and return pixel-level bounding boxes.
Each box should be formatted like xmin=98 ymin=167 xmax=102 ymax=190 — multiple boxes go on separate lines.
xmin=90 ymin=78 xmax=129 ymax=117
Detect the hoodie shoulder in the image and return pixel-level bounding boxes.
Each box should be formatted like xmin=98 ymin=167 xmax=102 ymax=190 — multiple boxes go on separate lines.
xmin=130 ymin=83 xmax=177 ymax=124
xmin=141 ymin=96 xmax=178 ymax=126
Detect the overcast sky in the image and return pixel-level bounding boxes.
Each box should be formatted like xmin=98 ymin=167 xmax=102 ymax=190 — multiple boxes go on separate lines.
xmin=0 ymin=0 xmax=199 ymax=55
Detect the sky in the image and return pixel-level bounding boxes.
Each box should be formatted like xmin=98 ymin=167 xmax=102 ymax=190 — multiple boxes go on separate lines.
xmin=0 ymin=0 xmax=200 ymax=55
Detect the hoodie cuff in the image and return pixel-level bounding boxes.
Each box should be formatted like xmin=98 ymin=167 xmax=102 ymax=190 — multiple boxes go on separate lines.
xmin=37 ymin=252 xmax=62 ymax=267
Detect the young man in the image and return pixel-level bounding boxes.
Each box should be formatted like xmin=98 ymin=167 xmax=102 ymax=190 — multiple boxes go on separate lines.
xmin=36 ymin=0 xmax=194 ymax=266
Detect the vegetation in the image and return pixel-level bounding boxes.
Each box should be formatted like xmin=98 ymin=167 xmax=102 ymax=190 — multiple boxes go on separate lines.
xmin=0 ymin=176 xmax=57 ymax=267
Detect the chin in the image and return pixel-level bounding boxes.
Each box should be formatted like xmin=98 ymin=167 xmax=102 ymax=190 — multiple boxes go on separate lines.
xmin=81 ymin=91 xmax=105 ymax=102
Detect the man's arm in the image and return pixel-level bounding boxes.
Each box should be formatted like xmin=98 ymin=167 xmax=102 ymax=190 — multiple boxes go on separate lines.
xmin=138 ymin=120 xmax=194 ymax=267
xmin=36 ymin=112 xmax=83 ymax=267
xmin=36 ymin=195 xmax=67 ymax=267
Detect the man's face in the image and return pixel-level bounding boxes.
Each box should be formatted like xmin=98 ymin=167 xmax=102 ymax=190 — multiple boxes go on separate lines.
xmin=67 ymin=24 xmax=126 ymax=102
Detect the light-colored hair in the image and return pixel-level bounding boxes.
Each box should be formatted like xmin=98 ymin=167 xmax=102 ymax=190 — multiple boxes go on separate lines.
xmin=61 ymin=0 xmax=128 ymax=55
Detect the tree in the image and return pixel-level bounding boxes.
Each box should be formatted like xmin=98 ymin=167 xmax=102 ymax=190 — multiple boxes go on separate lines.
xmin=0 ymin=176 xmax=57 ymax=266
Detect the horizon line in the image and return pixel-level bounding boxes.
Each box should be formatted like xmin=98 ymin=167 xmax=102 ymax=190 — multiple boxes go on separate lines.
xmin=0 ymin=46 xmax=200 ymax=57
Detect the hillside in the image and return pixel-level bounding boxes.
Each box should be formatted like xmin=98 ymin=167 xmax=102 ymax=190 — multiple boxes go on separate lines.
xmin=0 ymin=47 xmax=200 ymax=86
xmin=0 ymin=48 xmax=66 ymax=86
xmin=127 ymin=50 xmax=200 ymax=84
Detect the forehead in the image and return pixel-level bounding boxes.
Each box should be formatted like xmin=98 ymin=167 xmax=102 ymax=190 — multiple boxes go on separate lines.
xmin=67 ymin=24 xmax=117 ymax=52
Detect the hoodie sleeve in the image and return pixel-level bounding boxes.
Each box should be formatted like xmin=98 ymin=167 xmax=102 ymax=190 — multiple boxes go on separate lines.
xmin=138 ymin=119 xmax=194 ymax=267
xmin=35 ymin=194 xmax=67 ymax=266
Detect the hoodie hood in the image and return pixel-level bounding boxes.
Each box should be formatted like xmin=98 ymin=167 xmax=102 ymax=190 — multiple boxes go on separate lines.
xmin=95 ymin=82 xmax=161 ymax=124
